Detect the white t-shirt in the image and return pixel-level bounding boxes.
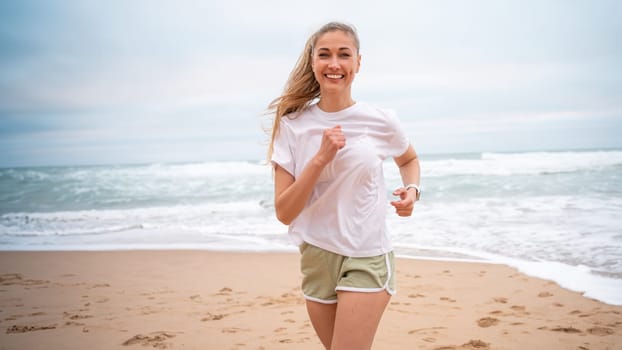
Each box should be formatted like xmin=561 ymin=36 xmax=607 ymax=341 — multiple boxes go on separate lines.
xmin=271 ymin=102 xmax=410 ymax=257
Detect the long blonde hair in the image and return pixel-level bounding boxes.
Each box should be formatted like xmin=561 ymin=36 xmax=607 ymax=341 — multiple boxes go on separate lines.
xmin=265 ymin=22 xmax=360 ymax=161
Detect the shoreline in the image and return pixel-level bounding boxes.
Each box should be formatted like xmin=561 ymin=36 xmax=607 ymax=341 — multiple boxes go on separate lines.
xmin=1 ymin=250 xmax=620 ymax=349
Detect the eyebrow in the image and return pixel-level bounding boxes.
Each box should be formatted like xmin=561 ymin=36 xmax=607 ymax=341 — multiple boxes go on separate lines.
xmin=317 ymin=47 xmax=353 ymax=52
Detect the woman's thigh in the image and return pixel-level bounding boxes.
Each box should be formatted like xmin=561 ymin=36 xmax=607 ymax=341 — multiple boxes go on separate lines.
xmin=331 ymin=290 xmax=391 ymax=350
xmin=306 ymin=300 xmax=338 ymax=349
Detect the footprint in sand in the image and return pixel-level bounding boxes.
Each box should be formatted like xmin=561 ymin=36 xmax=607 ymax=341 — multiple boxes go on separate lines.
xmin=538 ymin=291 xmax=553 ymax=298
xmin=63 ymin=312 xmax=93 ymax=320
xmin=6 ymin=324 xmax=57 ymax=333
xmin=0 ymin=273 xmax=49 ymax=287
xmin=215 ymin=287 xmax=233 ymax=296
xmin=122 ymin=331 xmax=176 ymax=348
xmin=550 ymin=326 xmax=582 ymax=334
xmin=492 ymin=297 xmax=508 ymax=304
xmin=435 ymin=339 xmax=490 ymax=350
xmin=408 ymin=326 xmax=446 ymax=344
xmin=257 ymin=288 xmax=304 ymax=307
xmin=587 ymin=326 xmax=614 ymax=336
xmin=201 ymin=312 xmax=226 ymax=321
xmin=463 ymin=339 xmax=490 ymax=349
xmin=477 ymin=317 xmax=499 ymax=328
xmin=510 ymin=305 xmax=529 ymax=315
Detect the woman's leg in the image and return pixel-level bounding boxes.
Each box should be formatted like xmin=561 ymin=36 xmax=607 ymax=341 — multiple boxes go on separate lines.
xmin=306 ymin=300 xmax=337 ymax=349
xmin=330 ymin=290 xmax=391 ymax=350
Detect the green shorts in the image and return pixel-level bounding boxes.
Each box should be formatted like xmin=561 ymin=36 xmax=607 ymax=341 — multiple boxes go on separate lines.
xmin=299 ymin=242 xmax=396 ymax=304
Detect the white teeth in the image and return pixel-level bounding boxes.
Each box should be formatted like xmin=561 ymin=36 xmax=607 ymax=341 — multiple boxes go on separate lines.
xmin=326 ymin=74 xmax=344 ymax=79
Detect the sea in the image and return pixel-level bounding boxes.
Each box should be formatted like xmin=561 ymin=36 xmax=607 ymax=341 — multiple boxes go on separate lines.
xmin=1 ymin=149 xmax=621 ymax=305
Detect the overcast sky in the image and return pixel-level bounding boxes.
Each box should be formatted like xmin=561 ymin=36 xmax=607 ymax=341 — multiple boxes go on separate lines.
xmin=1 ymin=0 xmax=621 ymax=167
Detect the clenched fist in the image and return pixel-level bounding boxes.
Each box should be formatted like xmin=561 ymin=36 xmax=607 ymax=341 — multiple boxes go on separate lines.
xmin=314 ymin=125 xmax=346 ymax=167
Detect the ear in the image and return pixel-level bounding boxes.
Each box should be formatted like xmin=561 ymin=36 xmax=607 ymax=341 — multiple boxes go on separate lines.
xmin=356 ymin=54 xmax=362 ymax=73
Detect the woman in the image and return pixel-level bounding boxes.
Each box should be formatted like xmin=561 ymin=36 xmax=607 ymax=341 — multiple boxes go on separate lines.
xmin=267 ymin=22 xmax=420 ymax=350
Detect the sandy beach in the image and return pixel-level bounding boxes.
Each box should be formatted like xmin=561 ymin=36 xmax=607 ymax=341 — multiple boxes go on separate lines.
xmin=0 ymin=250 xmax=620 ymax=349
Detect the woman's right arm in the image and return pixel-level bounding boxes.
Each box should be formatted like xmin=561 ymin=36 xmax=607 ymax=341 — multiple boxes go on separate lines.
xmin=274 ymin=125 xmax=345 ymax=225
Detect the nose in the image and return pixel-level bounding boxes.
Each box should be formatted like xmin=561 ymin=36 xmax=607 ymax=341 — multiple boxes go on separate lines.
xmin=328 ymin=56 xmax=339 ymax=69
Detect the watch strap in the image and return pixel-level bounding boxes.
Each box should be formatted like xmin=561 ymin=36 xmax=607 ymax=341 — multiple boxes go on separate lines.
xmin=405 ymin=184 xmax=421 ymax=201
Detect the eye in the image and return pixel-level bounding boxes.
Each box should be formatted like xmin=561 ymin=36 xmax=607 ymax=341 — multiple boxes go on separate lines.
xmin=318 ymin=53 xmax=329 ymax=58
xmin=340 ymin=53 xmax=351 ymax=58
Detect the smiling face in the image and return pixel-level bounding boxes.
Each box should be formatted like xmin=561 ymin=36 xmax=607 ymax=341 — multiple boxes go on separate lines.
xmin=311 ymin=30 xmax=361 ymax=95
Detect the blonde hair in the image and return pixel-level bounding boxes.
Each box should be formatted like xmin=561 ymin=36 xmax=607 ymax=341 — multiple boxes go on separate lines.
xmin=265 ymin=22 xmax=360 ymax=161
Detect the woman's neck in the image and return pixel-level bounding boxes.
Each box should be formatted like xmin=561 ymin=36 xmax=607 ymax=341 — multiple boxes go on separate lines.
xmin=317 ymin=93 xmax=356 ymax=113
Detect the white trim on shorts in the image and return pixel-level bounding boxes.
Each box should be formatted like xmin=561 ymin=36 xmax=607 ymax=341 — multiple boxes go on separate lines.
xmin=335 ymin=286 xmax=389 ymax=293
xmin=303 ymin=252 xmax=396 ymax=303
xmin=346 ymin=252 xmax=394 ymax=295
xmin=303 ymin=294 xmax=339 ymax=304
xmin=383 ymin=252 xmax=396 ymax=295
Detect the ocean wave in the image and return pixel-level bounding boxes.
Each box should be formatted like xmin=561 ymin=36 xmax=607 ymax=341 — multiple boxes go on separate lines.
xmin=0 ymin=200 xmax=277 ymax=237
xmin=418 ymin=150 xmax=622 ymax=177
xmin=0 ymin=161 xmax=275 ymax=214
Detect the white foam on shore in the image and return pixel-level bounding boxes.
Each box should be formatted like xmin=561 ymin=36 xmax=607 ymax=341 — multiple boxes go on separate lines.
xmin=510 ymin=259 xmax=622 ymax=306
xmin=395 ymin=243 xmax=622 ymax=306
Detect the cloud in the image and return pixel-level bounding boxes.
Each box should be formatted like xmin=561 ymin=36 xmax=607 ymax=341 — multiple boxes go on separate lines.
xmin=0 ymin=0 xmax=621 ymax=166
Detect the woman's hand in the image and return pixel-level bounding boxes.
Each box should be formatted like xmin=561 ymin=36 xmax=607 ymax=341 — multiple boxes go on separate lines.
xmin=313 ymin=125 xmax=346 ymax=167
xmin=390 ymin=187 xmax=416 ymax=217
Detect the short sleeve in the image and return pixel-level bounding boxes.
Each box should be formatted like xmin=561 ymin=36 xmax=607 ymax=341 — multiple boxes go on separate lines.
xmin=270 ymin=121 xmax=295 ymax=176
xmin=381 ymin=109 xmax=410 ymax=158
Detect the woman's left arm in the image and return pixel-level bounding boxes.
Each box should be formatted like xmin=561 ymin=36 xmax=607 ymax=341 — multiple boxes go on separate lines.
xmin=390 ymin=144 xmax=420 ymax=217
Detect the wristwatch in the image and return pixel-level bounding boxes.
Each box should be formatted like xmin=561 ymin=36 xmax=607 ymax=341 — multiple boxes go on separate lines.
xmin=405 ymin=184 xmax=421 ymax=201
